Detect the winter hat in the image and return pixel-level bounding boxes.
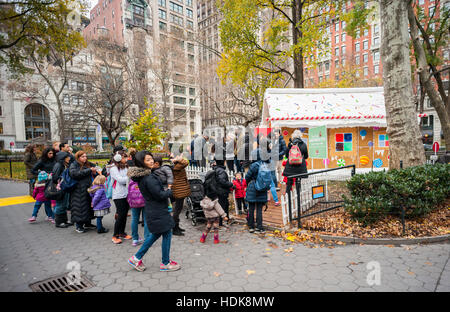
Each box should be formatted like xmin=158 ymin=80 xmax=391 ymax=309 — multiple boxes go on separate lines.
xmin=38 ymin=171 xmax=48 ymax=182
xmin=113 ymin=152 xmax=122 ymax=162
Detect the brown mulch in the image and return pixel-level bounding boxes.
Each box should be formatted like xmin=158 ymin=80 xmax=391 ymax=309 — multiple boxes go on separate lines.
xmin=294 ymin=200 xmax=450 ymax=239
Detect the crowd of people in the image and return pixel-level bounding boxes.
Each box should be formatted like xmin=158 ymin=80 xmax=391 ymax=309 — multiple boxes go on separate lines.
xmin=22 ymin=128 xmax=308 ymax=272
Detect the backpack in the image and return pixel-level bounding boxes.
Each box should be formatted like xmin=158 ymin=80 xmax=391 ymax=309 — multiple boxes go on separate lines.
xmin=105 ymin=174 xmax=116 ymax=200
xmin=288 ymin=143 xmax=303 ymax=165
xmin=254 ymin=161 xmax=273 ymax=192
xmin=127 ymin=180 xmax=145 ymax=208
xmin=204 ymin=170 xmax=219 ymax=200
xmin=59 ymin=168 xmax=77 ymax=191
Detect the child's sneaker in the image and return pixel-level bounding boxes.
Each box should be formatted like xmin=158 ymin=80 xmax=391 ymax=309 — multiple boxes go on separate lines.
xmin=132 ymin=238 xmax=144 ymax=246
xmin=214 ymin=234 xmax=219 ymax=244
xmin=28 ymin=216 xmax=36 ymax=223
xmin=112 ymin=236 xmax=122 ymax=244
xmin=160 ymin=260 xmax=180 ymax=272
xmin=200 ymin=233 xmax=207 ymax=243
xmin=128 ymin=256 xmax=146 ymax=272
xmin=47 ymin=217 xmax=55 ymax=224
xmin=274 ymin=201 xmax=281 ymax=206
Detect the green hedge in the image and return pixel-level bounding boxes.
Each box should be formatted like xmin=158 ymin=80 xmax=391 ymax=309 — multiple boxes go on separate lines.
xmin=343 ymin=164 xmax=450 ymax=225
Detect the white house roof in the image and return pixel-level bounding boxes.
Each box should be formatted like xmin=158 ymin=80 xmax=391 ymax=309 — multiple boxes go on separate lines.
xmin=262 ymin=87 xmax=388 ymax=128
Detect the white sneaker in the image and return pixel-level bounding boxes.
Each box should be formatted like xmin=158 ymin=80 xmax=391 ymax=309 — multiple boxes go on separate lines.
xmin=160 ymin=260 xmax=180 ymax=272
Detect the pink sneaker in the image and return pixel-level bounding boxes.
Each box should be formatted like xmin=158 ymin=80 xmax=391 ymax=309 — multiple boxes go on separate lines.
xmin=47 ymin=217 xmax=55 ymax=224
xmin=160 ymin=260 xmax=180 ymax=272
xmin=274 ymin=202 xmax=281 ymax=206
xmin=28 ymin=216 xmax=36 ymax=223
xmin=128 ymin=256 xmax=146 ymax=272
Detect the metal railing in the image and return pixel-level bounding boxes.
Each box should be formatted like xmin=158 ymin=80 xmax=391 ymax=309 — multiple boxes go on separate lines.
xmin=283 ymin=165 xmax=356 ymax=228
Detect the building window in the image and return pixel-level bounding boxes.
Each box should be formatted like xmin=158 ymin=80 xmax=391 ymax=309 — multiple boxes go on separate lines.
xmin=335 ymin=34 xmax=339 ymax=44
xmin=159 ymin=21 xmax=167 ymax=31
xmin=173 ymin=96 xmax=186 ymax=105
xmin=341 ymin=45 xmax=346 ymax=56
xmin=363 ymin=67 xmax=368 ymax=76
xmin=173 ymin=85 xmax=186 ymax=94
xmin=373 ymin=37 xmax=380 ymax=46
xmin=133 ymin=5 xmax=144 ymax=16
xmin=186 ymin=8 xmax=193 ymax=19
xmin=363 ymin=40 xmax=368 ymax=50
xmin=363 ymin=28 xmax=368 ymax=36
xmin=186 ymin=20 xmax=193 ymax=29
xmin=189 ymin=98 xmax=196 ymax=106
xmin=158 ymin=0 xmax=166 ymax=7
xmin=170 ymin=14 xmax=183 ymax=26
xmin=363 ymin=53 xmax=368 ymax=63
xmin=429 ymin=6 xmax=435 ymax=16
xmin=373 ymin=24 xmax=380 ymax=36
xmin=355 ymin=42 xmax=360 ymax=52
xmin=325 ymin=61 xmax=330 ymax=71
xmin=169 ymin=1 xmax=183 ymax=14
xmin=335 ymin=133 xmax=353 ymax=152
xmin=335 ymin=59 xmax=339 ymax=68
xmin=189 ymin=88 xmax=195 ymax=96
xmin=374 ymin=64 xmax=379 ymax=74
xmin=186 ymin=0 xmax=193 ymax=7
xmin=24 ymin=104 xmax=51 ymax=141
xmin=373 ymin=50 xmax=380 ymax=62
xmin=63 ymin=94 xmax=70 ymax=105
xmin=335 ymin=47 xmax=339 ymax=56
xmin=335 ymin=22 xmax=339 ymax=32
xmin=342 ymin=33 xmax=346 ymax=42
xmin=159 ymin=9 xmax=167 ymax=20
xmin=355 ymin=55 xmax=360 ymax=65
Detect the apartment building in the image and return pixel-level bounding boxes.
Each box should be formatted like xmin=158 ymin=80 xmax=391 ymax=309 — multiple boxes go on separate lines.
xmin=83 ymin=0 xmax=201 ymax=144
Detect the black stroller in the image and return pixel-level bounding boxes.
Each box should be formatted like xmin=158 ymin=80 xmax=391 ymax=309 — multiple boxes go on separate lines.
xmin=185 ymin=178 xmax=206 ymax=226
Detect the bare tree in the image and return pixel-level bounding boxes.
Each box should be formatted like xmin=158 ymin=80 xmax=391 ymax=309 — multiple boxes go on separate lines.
xmin=79 ymin=39 xmax=135 ymax=147
xmin=147 ymin=36 xmax=194 ymax=150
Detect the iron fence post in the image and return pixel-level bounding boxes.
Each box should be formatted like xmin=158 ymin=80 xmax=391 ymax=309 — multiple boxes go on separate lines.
xmin=296 ymin=178 xmax=302 ymax=229
xmin=9 ymin=159 xmax=12 ymax=178
xmin=287 ymin=178 xmax=292 ymax=225
xmin=400 ymin=160 xmax=403 ymax=169
xmin=401 ymin=206 xmax=406 ymax=236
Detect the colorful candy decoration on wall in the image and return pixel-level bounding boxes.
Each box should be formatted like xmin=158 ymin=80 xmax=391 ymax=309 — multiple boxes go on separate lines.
xmin=323 ymin=158 xmax=330 ymax=166
xmin=359 ymin=129 xmax=367 ymax=140
xmin=368 ymin=141 xmax=374 ymax=147
xmin=337 ymin=159 xmax=346 ymax=167
xmin=373 ymin=158 xmax=383 ymax=168
xmin=373 ymin=127 xmax=380 ymax=131
xmin=283 ymin=130 xmax=289 ymax=136
xmin=360 ymin=155 xmax=370 ymax=166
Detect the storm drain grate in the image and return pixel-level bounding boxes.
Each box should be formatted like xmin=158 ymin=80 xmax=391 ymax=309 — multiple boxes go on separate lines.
xmin=29 ymin=273 xmax=95 ymax=292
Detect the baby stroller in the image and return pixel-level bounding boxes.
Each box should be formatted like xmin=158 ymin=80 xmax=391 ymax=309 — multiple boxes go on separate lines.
xmin=185 ymin=178 xmax=206 ymax=226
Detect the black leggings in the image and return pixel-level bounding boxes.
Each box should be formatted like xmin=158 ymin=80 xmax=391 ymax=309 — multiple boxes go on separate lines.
xmin=113 ymin=198 xmax=129 ymax=237
xmin=172 ymin=198 xmax=185 ymax=224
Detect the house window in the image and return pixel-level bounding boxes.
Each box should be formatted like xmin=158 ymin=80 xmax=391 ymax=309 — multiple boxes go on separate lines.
xmin=335 ymin=59 xmax=339 ymax=68
xmin=355 ymin=55 xmax=360 ymax=65
xmin=335 ymin=133 xmax=353 ymax=151
xmin=342 ymin=33 xmax=346 ymax=42
xmin=355 ymin=42 xmax=360 ymax=52
xmin=363 ymin=67 xmax=368 ymax=76
xmin=341 ymin=45 xmax=346 ymax=56
xmin=378 ymin=134 xmax=389 ymax=147
xmin=158 ymin=0 xmax=166 ymax=7
xmin=373 ymin=24 xmax=380 ymax=36
xmin=335 ymin=22 xmax=339 ymax=32
xmin=363 ymin=40 xmax=368 ymax=50
xmin=325 ymin=61 xmax=330 ymax=71
xmin=335 ymin=34 xmax=339 ymax=44
xmin=363 ymin=28 xmax=368 ymax=36
xmin=363 ymin=53 xmax=368 ymax=63
xmin=335 ymin=47 xmax=339 ymax=56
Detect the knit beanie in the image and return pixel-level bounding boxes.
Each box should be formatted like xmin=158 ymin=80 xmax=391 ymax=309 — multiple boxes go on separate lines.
xmin=38 ymin=171 xmax=48 ymax=182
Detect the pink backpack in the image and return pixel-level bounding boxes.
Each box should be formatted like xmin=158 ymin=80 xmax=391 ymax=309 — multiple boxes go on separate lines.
xmin=289 ymin=143 xmax=303 ymax=165
xmin=127 ymin=180 xmax=145 ymax=208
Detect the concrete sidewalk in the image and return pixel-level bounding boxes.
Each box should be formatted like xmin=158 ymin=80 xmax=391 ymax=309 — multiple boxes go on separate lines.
xmin=0 ymin=180 xmax=449 ymax=292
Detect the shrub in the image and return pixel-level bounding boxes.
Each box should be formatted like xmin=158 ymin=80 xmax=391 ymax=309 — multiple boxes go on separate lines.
xmin=0 ymin=150 xmax=13 ymax=155
xmin=343 ymin=164 xmax=450 ymax=225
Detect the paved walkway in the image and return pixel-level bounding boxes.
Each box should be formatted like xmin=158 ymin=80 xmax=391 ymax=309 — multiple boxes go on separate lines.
xmin=0 ymin=180 xmax=449 ymax=292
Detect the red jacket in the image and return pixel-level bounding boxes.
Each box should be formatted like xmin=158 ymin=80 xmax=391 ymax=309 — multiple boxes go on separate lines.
xmin=233 ymin=178 xmax=247 ymax=198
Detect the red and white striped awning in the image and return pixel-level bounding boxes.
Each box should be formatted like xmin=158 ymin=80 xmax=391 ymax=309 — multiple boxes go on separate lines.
xmin=266 ymin=114 xmax=427 ymax=121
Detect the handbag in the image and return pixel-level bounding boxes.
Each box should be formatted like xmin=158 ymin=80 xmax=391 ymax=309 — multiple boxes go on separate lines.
xmin=44 ymin=179 xmax=64 ymax=200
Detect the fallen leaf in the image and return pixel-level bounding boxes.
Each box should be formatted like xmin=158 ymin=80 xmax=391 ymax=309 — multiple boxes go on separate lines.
xmin=385 ymin=245 xmax=395 ymax=248
xmin=52 ymin=250 xmax=60 ymax=255
xmin=408 ymin=271 xmax=415 ymax=275
xmin=268 ymin=243 xmax=279 ymax=249
xmin=213 ymin=272 xmax=221 ymax=277
xmin=246 ymin=270 xmax=256 ymax=276
xmin=425 ymin=262 xmax=432 ymax=266
xmin=284 ymin=247 xmax=294 ymax=253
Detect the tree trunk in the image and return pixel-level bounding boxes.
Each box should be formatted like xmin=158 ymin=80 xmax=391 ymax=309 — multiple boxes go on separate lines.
xmin=380 ymin=0 xmax=426 ymax=169
xmin=407 ymin=1 xmax=450 ymax=148
xmin=292 ymin=0 xmax=304 ymax=88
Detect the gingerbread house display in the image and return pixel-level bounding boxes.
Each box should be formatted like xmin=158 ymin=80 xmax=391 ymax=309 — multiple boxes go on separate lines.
xmin=261 ymin=87 xmax=393 ymax=169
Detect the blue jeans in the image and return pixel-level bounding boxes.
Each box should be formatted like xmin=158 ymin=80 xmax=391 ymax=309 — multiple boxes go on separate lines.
xmin=270 ymin=180 xmax=279 ymax=203
xmin=32 ymin=201 xmax=54 ymax=218
xmin=131 ymin=207 xmax=150 ymax=241
xmin=135 ymin=230 xmax=172 ymax=265
xmin=54 ymin=193 xmax=70 ymax=215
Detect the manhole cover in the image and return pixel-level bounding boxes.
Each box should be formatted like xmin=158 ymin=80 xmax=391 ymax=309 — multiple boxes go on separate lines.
xmin=29 ymin=273 xmax=95 ymax=292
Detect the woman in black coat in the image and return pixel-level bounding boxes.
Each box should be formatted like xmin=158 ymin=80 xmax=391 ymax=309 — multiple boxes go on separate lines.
xmin=127 ymin=151 xmax=180 ymax=273
xmin=32 ymin=147 xmax=56 ymax=176
xmin=282 ymin=130 xmax=309 ymax=193
xmin=69 ymin=151 xmax=98 ymax=233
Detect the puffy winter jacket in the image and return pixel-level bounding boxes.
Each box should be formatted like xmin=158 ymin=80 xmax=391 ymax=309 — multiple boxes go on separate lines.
xmin=88 ymin=185 xmax=111 ymax=211
xmin=200 ymin=196 xmax=227 ymax=219
xmin=109 ymin=166 xmax=128 ymax=200
xmin=33 ymin=182 xmax=48 ymax=202
xmin=213 ymin=165 xmax=233 ymax=196
xmin=233 ymin=178 xmax=247 ymax=198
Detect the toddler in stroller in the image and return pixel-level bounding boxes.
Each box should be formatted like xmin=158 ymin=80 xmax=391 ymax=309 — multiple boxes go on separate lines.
xmin=185 ymin=179 xmax=206 ymax=226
